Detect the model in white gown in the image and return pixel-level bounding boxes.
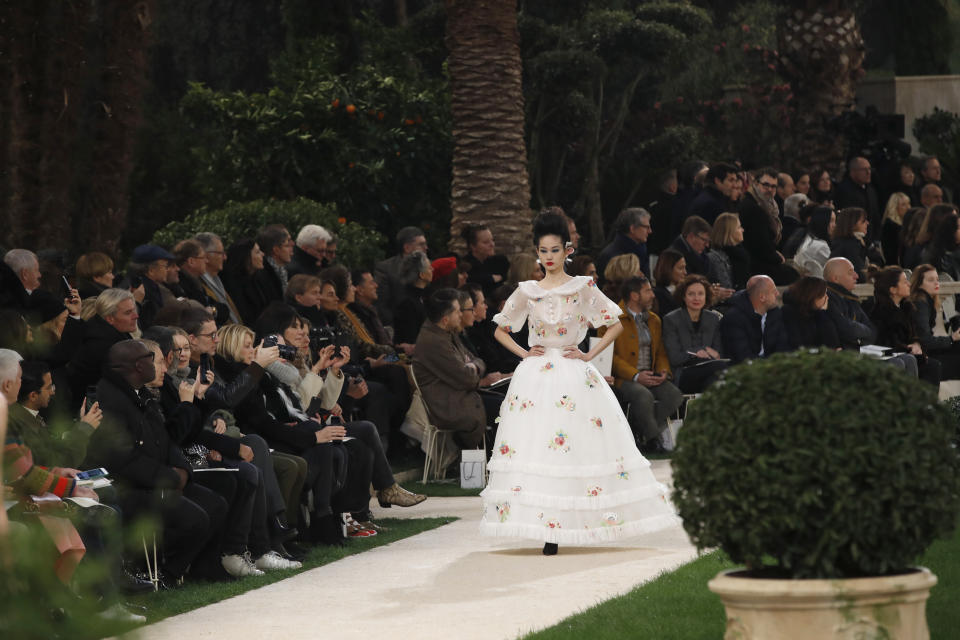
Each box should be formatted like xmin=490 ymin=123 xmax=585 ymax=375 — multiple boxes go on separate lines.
xmin=479 ymin=274 xmax=678 ymax=545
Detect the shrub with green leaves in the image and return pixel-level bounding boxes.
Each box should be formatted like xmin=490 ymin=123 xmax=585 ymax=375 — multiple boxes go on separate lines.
xmin=672 ymin=350 xmax=960 ymax=579
xmin=151 ymin=198 xmax=386 ymax=268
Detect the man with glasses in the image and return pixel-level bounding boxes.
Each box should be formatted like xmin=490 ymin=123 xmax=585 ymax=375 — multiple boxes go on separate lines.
xmin=739 ymin=167 xmax=799 ymax=285
xmin=670 ymin=215 xmax=712 ymax=277
xmin=596 ymin=207 xmax=653 ymax=282
xmin=195 ymin=232 xmax=243 ymax=324
xmin=835 ymin=156 xmax=880 ymax=242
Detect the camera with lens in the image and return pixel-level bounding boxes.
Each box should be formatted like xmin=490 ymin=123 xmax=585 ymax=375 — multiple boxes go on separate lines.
xmin=262 ymin=334 xmax=299 ymax=360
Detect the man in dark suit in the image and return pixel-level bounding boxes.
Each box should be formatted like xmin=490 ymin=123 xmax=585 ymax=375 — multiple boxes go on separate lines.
xmin=83 ymin=339 xmax=227 ymax=585
xmin=669 ymin=216 xmax=712 ymax=276
xmin=834 ymin=156 xmax=881 ymax=242
xmin=686 ymin=162 xmax=739 ymax=226
xmin=720 ymin=275 xmax=789 ymax=364
xmin=375 ymin=226 xmax=427 ymax=328
xmin=596 ymin=207 xmax=652 ymax=281
xmin=251 ymin=224 xmax=294 ymax=310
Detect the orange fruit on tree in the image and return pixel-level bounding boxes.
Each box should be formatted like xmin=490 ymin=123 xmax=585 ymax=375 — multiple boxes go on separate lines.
xmin=345 ymin=104 xmax=357 ymax=114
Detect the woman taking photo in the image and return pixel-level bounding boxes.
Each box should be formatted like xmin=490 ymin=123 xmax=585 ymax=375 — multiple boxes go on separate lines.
xmin=661 ymin=274 xmax=728 ymax=393
xmin=870 ymin=266 xmax=941 ymax=387
xmin=909 ymin=264 xmax=960 ymax=380
xmin=781 ymin=276 xmax=841 ymax=349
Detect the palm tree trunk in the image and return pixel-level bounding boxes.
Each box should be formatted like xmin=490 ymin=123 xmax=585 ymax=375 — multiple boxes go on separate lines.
xmin=778 ymin=1 xmax=865 ymax=174
xmin=445 ymin=0 xmax=532 ymax=257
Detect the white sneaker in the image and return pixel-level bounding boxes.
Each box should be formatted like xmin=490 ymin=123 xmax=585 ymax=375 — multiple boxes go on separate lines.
xmin=97 ymin=603 xmax=146 ymax=624
xmin=255 ymin=550 xmax=302 ymax=571
xmin=221 ymin=552 xmax=265 ymax=577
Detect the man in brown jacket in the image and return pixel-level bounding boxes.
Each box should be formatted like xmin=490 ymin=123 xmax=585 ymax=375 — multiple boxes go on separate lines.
xmin=412 ymin=289 xmax=486 ymax=450
xmin=600 ymin=276 xmax=682 ymax=450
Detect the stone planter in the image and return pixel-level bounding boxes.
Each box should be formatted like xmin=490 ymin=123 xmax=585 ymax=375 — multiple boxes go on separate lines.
xmin=708 ymin=567 xmax=937 ymax=640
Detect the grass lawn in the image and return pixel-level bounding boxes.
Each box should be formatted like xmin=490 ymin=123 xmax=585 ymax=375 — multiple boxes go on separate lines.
xmin=128 ymin=517 xmax=454 ymax=624
xmin=524 ymin=524 xmax=960 ymax=639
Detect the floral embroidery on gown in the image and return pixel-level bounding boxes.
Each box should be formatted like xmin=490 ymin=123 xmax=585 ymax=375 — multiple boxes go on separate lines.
xmin=479 ymin=276 xmax=679 ymax=544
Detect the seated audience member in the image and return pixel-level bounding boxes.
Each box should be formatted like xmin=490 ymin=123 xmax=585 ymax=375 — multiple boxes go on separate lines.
xmin=412 ymin=289 xmax=487 ymax=452
xmin=23 ymin=284 xmax=84 ymax=369
xmin=506 ymin=254 xmax=543 ymax=286
xmin=221 ymin=238 xmax=268 ymax=324
xmin=172 ymin=239 xmax=223 ymax=320
xmin=880 ymin=192 xmax=911 ymax=266
xmin=662 ymin=275 xmax=728 ymax=394
xmin=779 ymin=193 xmax=810 ymax=257
xmin=822 ymin=258 xmax=880 ymax=349
xmin=288 ymin=224 xmax=332 ymax=278
xmin=687 ymin=162 xmax=738 ymax=226
xmin=324 ymin=234 xmax=338 ymax=265
xmin=602 ymin=253 xmax=641 ymax=302
xmin=920 ymin=182 xmax=944 ymax=209
xmin=83 ymin=340 xmax=228 ymax=585
xmin=195 ymin=232 xmax=243 ymax=324
xmin=2 ymin=249 xmax=42 ymax=310
xmin=348 ymin=268 xmax=395 ymax=352
xmin=809 ymin=167 xmax=834 ymax=204
xmin=870 ymin=266 xmax=941 ymax=386
xmin=919 ymin=209 xmax=960 ymax=281
xmin=251 ymin=225 xmax=295 ymax=309
xmin=652 ymin=249 xmax=686 ymax=317
xmin=899 ymin=207 xmax=928 ymax=269
xmin=126 ymin=244 xmax=177 ymax=329
xmin=393 ymin=251 xmax=433 ymax=346
xmin=599 ymin=276 xmax=683 ymax=450
xmin=11 ymin=360 xmax=102 ymax=469
xmin=707 ymin=212 xmax=750 ymax=291
xmin=65 ymin=288 xmax=140 ymax=408
xmin=431 ymin=256 xmax=464 ymax=290
xmin=468 ymin=284 xmax=522 ymax=374
xmin=669 ymin=215 xmax=711 ymax=277
xmin=214 ymin=324 xmax=363 ymax=545
xmin=141 ymin=337 xmax=301 ymax=572
xmin=569 ymin=255 xmax=598 ymax=280
xmin=375 ymin=226 xmax=428 ymax=328
xmin=251 ymin=312 xmax=425 ymax=512
xmin=739 ymin=169 xmax=798 ymax=285
xmin=794 ymin=206 xmax=835 ymax=277
xmin=461 ymin=224 xmax=510 ymax=298
xmin=780 ymin=276 xmax=841 ymax=349
xmin=720 ymin=275 xmax=789 ymax=363
xmin=830 ymin=207 xmax=871 ymax=281
xmin=909 ymin=264 xmax=960 ymax=380
xmin=285 ymin=273 xmax=329 ymax=329
xmin=595 ymin=207 xmax=652 ymax=280
xmin=74 ymin=252 xmax=115 ymax=300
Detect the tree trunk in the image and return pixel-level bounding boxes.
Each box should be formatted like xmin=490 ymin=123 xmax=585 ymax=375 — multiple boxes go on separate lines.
xmin=0 ymin=1 xmax=153 ymax=256
xmin=778 ymin=2 xmax=865 ymax=175
xmin=445 ymin=0 xmax=532 ymax=258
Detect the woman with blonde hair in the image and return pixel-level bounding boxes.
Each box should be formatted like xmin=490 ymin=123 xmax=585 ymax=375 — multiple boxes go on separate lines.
xmin=706 ymin=212 xmax=750 ymax=290
xmin=602 ymin=253 xmax=640 ymax=301
xmin=507 ymin=253 xmax=543 ymax=285
xmin=880 ymin=192 xmax=911 ymax=266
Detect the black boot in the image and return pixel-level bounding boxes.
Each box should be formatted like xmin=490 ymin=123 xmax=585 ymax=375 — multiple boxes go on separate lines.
xmin=308 ymin=514 xmax=345 ymax=547
xmin=543 ymin=542 xmax=558 ymax=556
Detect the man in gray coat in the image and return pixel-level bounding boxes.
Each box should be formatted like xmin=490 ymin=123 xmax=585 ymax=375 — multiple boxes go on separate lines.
xmin=412 ymin=288 xmax=486 ymax=450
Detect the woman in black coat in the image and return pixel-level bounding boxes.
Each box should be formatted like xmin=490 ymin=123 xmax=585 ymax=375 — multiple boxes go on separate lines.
xmin=909 ymin=264 xmax=960 ymax=380
xmin=830 ymin=207 xmax=870 ymax=281
xmin=221 ymin=238 xmax=271 ymax=325
xmin=870 ymin=266 xmax=941 ymax=386
xmin=780 ymin=276 xmax=841 ymax=350
xmin=661 ymin=275 xmax=728 ymax=393
xmin=706 ymin=213 xmax=751 ymax=290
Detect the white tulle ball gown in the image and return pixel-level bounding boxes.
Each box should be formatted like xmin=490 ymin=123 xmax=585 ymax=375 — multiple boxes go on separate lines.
xmin=479 ymin=276 xmax=679 ymax=545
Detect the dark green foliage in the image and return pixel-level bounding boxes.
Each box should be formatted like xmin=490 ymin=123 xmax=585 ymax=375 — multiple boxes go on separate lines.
xmin=672 ymin=350 xmax=960 ymax=579
xmin=914 ymin=108 xmax=960 ymax=185
xmin=151 ymin=198 xmax=386 ymax=268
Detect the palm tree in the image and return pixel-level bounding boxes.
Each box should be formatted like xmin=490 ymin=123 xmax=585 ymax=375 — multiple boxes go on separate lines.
xmin=445 ymin=0 xmax=533 ymax=257
xmin=777 ymin=0 xmax=865 ymax=175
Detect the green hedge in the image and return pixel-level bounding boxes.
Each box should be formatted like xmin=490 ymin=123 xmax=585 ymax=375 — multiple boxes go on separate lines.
xmin=151 ymin=198 xmax=386 ymax=268
xmin=671 ymin=350 xmax=960 ymax=579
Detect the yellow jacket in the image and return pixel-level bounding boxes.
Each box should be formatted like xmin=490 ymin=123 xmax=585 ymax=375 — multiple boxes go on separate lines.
xmin=598 ymin=300 xmax=672 ymax=388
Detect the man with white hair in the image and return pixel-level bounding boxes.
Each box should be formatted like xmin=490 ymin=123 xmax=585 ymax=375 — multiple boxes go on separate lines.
xmin=779 ymin=192 xmax=810 ymax=256
xmin=288 ymin=224 xmax=332 ymax=278
xmin=3 ymin=249 xmax=42 ymax=307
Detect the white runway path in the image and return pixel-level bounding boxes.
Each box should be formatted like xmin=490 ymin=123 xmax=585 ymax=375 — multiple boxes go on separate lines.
xmin=132 ymin=460 xmax=697 ymax=640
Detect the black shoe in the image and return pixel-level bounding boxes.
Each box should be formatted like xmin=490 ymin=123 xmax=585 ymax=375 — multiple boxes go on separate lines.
xmin=271 ymin=514 xmax=299 ymax=544
xmin=116 ymin=568 xmax=156 ymax=595
xmin=273 ymin=541 xmax=307 ymax=562
xmin=308 ymin=514 xmax=345 ymax=547
xmin=543 ymin=542 xmax=558 ymax=556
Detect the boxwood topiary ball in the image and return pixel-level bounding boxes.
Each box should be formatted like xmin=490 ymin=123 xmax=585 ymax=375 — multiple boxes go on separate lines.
xmin=671 ymin=349 xmax=960 ymax=579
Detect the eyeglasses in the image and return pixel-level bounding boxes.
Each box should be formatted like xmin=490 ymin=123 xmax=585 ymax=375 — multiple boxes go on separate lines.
xmin=697 ymin=234 xmax=711 ymax=243
xmin=206 ymin=250 xmax=225 ymax=256
xmin=462 ymin=306 xmax=474 ymax=312
xmin=195 ymin=330 xmax=218 ymax=340
xmin=758 ymin=181 xmax=777 ymax=189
